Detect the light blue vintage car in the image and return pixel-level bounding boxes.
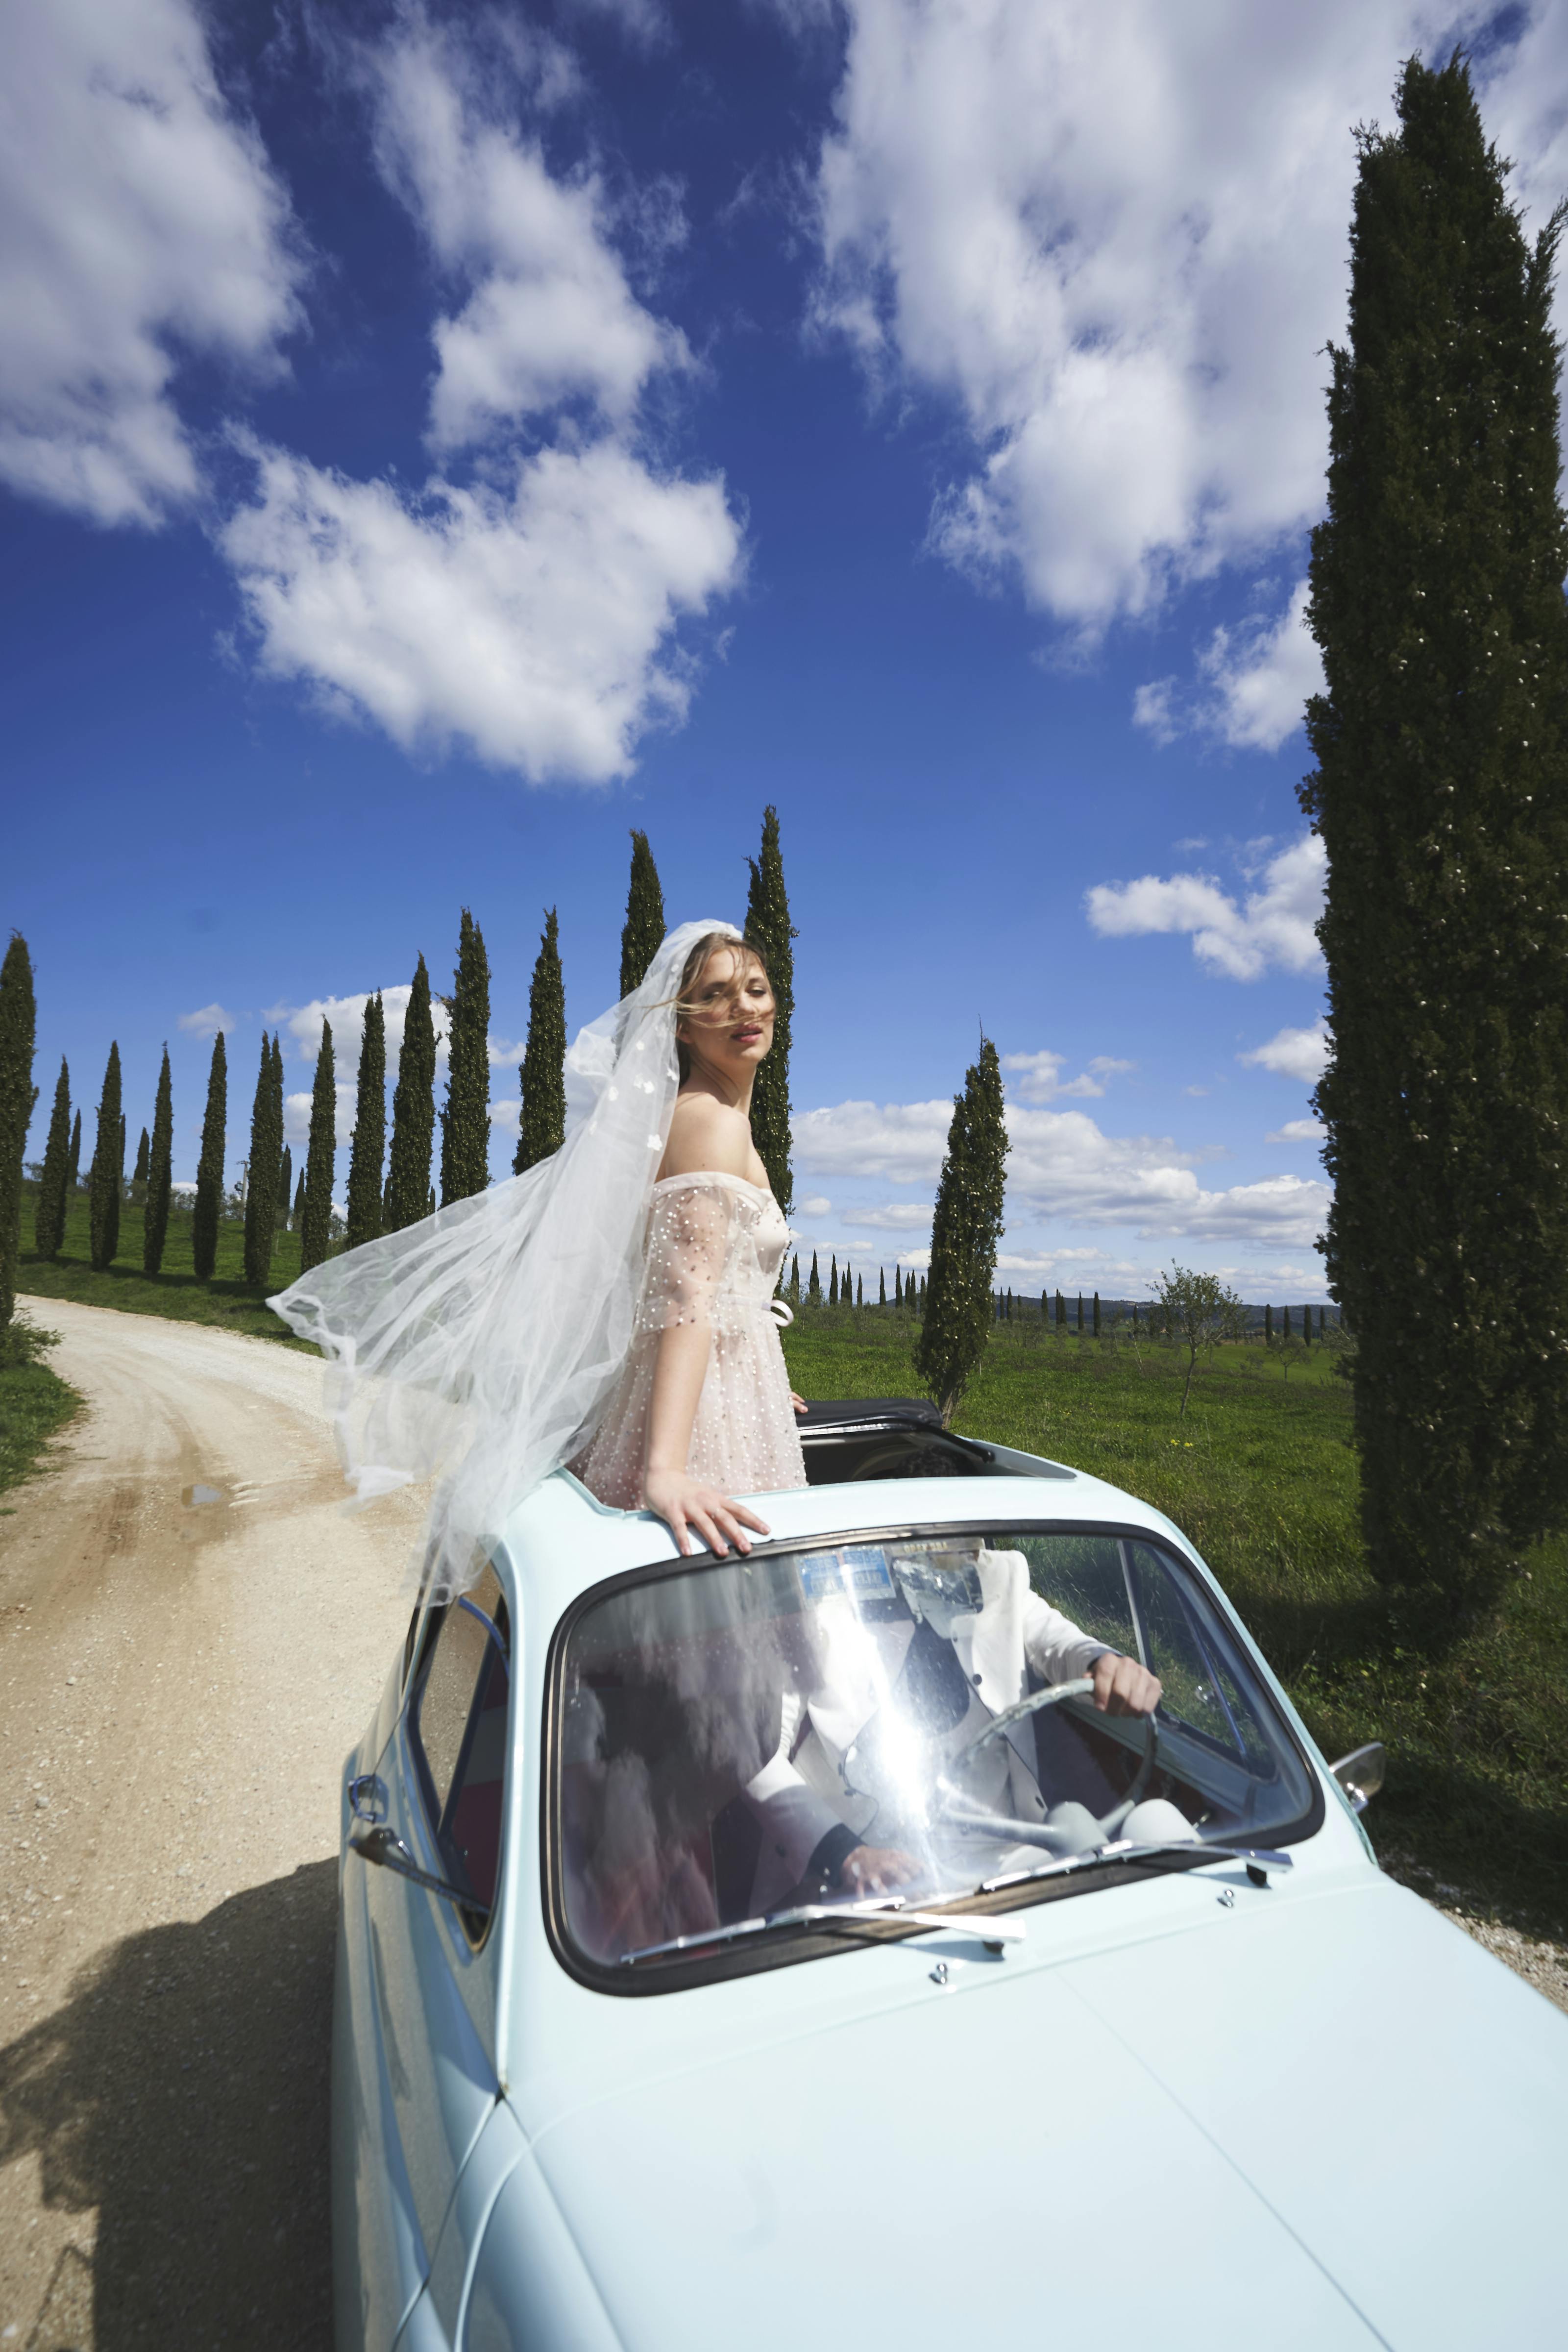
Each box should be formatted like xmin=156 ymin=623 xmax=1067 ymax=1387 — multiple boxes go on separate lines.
xmin=333 ymin=1403 xmax=1568 ymax=2352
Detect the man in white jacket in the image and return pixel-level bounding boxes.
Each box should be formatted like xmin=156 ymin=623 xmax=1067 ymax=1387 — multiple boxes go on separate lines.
xmin=723 ymin=1544 xmax=1163 ymax=1919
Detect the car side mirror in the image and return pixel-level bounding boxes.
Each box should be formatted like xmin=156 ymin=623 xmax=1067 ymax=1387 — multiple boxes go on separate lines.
xmin=1329 ymin=1740 xmax=1385 ymax=1813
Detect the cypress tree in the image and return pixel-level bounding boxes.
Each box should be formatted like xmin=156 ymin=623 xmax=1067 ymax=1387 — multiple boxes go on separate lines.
xmin=0 ymin=935 xmax=37 ymax=1330
xmin=143 ymin=1048 xmax=173 ymax=1275
xmin=829 ymin=1254 xmax=838 ymax=1306
xmin=1305 ymin=54 xmax=1568 ymax=1618
xmin=744 ymin=805 xmax=797 ymax=1215
xmin=345 ymin=994 xmax=387 ymax=1251
xmin=132 ymin=1127 xmax=150 ymax=1192
xmin=894 ymin=1265 xmax=903 ymax=1307
xmin=857 ymin=1273 xmax=863 ymax=1307
xmin=1283 ymin=1305 xmax=1293 ymax=1342
xmin=1265 ymin=1303 xmax=1275 ymax=1344
xmin=808 ymin=1250 xmax=822 ymax=1305
xmin=277 ymin=1144 xmax=293 ymax=1227
xmin=1054 ymin=1288 xmax=1064 ymax=1330
xmin=386 ymin=954 xmax=437 ymax=1232
xmin=67 ymin=1109 xmax=81 ymax=1190
xmin=1093 ymin=1291 xmax=1102 ymax=1339
xmin=440 ymin=910 xmax=490 ymax=1205
xmin=619 ymin=830 xmax=666 ymax=998
xmin=842 ymin=1258 xmax=851 ymax=1305
xmin=299 ymin=1020 xmax=337 ymax=1274
xmin=294 ymin=1170 xmax=305 ymax=1223
xmin=192 ymin=1033 xmax=226 ymax=1280
xmin=34 ymin=1057 xmax=71 ymax=1260
xmin=915 ymin=1037 xmax=1009 ymax=1422
xmin=1304 ymin=1303 xmax=1314 ymax=1347
xmin=879 ymin=1267 xmax=887 ymax=1306
xmin=515 ymin=910 xmax=567 ymax=1175
xmin=243 ymin=1032 xmax=283 ymax=1286
xmin=88 ymin=1041 xmax=123 ymax=1272
xmin=1076 ymin=1293 xmax=1083 ymax=1333
xmin=790 ymin=1253 xmax=801 ymax=1305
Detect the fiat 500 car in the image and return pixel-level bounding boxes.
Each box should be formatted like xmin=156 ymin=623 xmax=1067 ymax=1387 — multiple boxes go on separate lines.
xmin=333 ymin=1400 xmax=1568 ymax=2352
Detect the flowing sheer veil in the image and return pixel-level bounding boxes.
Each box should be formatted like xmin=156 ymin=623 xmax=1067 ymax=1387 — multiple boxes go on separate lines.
xmin=269 ymin=918 xmax=740 ymax=1595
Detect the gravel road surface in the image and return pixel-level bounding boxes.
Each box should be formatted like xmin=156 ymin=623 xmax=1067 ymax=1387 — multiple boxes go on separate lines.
xmin=0 ymin=1300 xmax=421 ymax=2351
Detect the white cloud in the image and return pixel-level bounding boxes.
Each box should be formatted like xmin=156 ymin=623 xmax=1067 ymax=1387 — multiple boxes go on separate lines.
xmin=369 ymin=11 xmax=686 ymax=452
xmin=220 ymin=436 xmax=742 ymax=784
xmin=1240 ymin=1019 xmax=1330 ymax=1084
xmin=795 ymin=1096 xmax=1330 ymax=1247
xmin=796 ymin=1194 xmax=832 ymax=1217
xmin=805 ymin=3 xmax=1568 ymax=645
xmin=841 ymin=1201 xmax=933 ymax=1230
xmin=1135 ymin=578 xmax=1324 ymax=752
xmin=1086 ymin=833 xmax=1323 ymax=980
xmin=277 ymin=985 xmax=451 ymax=1075
xmin=0 ymin=0 xmax=300 ymax=526
xmin=1268 ymin=1116 xmax=1326 ymax=1144
xmin=489 ymin=1098 xmax=520 ymax=1134
xmin=178 ymin=1003 xmax=238 ymax=1039
xmin=1001 ymin=1049 xmax=1133 ymax=1103
xmin=284 ymin=1082 xmax=357 ymax=1150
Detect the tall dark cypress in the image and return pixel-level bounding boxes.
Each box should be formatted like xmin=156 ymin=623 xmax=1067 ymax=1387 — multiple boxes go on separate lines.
xmin=386 ymin=955 xmax=437 ymax=1233
xmin=744 ymin=805 xmax=797 ymax=1215
xmin=299 ymin=1021 xmax=337 ymax=1274
xmin=67 ymin=1109 xmax=81 ymax=1191
xmin=829 ymin=1254 xmax=838 ymax=1306
xmin=916 ymin=1038 xmax=1009 ymax=1421
xmin=192 ymin=1033 xmax=227 ymax=1280
xmin=808 ymin=1250 xmax=822 ymax=1305
xmin=244 ymin=1031 xmax=284 ymax=1286
xmin=440 ymin=909 xmax=490 ymax=1205
xmin=1265 ymin=1303 xmax=1275 ymax=1344
xmin=345 ymin=994 xmax=387 ymax=1250
xmin=619 ymin=830 xmax=666 ymax=998
xmin=1305 ymin=55 xmax=1568 ymax=1620
xmin=1093 ymin=1291 xmax=1102 ymax=1339
xmin=294 ymin=1170 xmax=305 ymax=1223
xmin=895 ymin=1265 xmax=903 ymax=1306
xmin=277 ymin=1144 xmax=293 ymax=1226
xmin=89 ymin=1042 xmax=123 ymax=1273
xmin=34 ymin=1057 xmax=71 ymax=1261
xmin=0 ymin=935 xmax=37 ymax=1330
xmin=515 ymin=910 xmax=567 ymax=1175
xmin=144 ymin=1047 xmax=173 ymax=1275
xmin=879 ymin=1268 xmax=887 ymax=1306
xmin=1055 ymin=1288 xmax=1065 ymax=1330
xmin=132 ymin=1127 xmax=150 ymax=1191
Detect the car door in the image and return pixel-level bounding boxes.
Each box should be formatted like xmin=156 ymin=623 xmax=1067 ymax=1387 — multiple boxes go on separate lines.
xmin=353 ymin=1564 xmax=514 ymax=2346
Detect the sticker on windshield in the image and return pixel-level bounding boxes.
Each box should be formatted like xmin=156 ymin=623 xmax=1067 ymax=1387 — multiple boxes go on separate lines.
xmin=800 ymin=1546 xmax=896 ymax=1603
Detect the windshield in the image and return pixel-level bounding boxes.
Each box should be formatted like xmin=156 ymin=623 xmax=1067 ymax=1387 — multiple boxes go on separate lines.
xmin=552 ymin=1528 xmax=1318 ymax=1978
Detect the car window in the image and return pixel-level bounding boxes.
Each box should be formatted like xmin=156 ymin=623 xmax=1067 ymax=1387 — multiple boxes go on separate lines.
xmin=550 ymin=1526 xmax=1320 ymax=1985
xmin=411 ymin=1563 xmax=511 ymax=1924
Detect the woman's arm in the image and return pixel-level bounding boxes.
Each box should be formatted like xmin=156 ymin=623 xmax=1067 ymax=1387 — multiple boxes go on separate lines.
xmin=643 ymin=1320 xmax=768 ymax=1557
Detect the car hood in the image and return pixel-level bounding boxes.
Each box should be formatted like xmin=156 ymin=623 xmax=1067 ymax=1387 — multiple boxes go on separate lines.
xmin=530 ymin=1873 xmax=1567 ymax=2352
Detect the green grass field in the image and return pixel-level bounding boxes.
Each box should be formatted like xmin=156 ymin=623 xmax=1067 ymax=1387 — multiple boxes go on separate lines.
xmin=13 ymin=1195 xmax=1566 ymax=1937
xmin=784 ymin=1306 xmax=1568 ymax=1941
xmin=17 ymin=1185 xmax=309 ymax=1345
xmin=0 ymin=1311 xmax=81 ymax=1506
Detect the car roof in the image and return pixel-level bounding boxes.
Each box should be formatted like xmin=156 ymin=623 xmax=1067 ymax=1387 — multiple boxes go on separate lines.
xmin=496 ymin=1444 xmax=1192 ymax=1635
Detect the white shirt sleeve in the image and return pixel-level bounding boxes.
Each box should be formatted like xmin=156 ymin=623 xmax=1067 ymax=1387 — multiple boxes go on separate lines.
xmin=1020 ymin=1590 xmax=1112 ymax=1686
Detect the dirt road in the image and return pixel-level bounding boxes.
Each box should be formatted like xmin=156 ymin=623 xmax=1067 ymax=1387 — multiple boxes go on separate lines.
xmin=0 ymin=1300 xmax=423 ymax=2351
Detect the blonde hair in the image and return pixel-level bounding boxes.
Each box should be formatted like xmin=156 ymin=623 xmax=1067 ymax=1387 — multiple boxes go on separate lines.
xmin=670 ymin=931 xmax=774 ymax=1084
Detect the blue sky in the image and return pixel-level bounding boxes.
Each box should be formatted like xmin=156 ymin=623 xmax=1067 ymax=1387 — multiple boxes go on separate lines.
xmin=6 ymin=0 xmax=1567 ymax=1301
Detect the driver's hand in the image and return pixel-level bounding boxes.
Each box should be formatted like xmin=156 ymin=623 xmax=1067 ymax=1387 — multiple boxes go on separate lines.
xmin=790 ymin=1390 xmax=808 ymax=1415
xmin=835 ymin=1844 xmax=922 ymax=1897
xmin=1090 ymin=1651 xmax=1163 ymax=1716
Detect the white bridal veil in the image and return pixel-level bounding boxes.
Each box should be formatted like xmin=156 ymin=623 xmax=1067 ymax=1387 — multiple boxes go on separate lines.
xmin=269 ymin=918 xmax=741 ymax=1596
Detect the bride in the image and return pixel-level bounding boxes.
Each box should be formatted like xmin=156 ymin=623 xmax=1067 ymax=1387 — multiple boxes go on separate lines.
xmin=270 ymin=921 xmax=806 ymax=1590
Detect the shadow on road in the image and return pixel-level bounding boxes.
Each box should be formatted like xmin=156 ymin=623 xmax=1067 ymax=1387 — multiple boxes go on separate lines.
xmin=0 ymin=1862 xmax=337 ymax=2350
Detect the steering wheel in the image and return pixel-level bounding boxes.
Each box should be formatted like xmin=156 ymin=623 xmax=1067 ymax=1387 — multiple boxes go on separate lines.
xmin=933 ymin=1675 xmax=1159 ymax=1855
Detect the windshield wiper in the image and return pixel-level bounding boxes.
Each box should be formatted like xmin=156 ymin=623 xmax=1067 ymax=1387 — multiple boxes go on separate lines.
xmin=977 ymin=1838 xmax=1294 ymax=1897
xmin=618 ymin=1896 xmax=1028 ymax=1968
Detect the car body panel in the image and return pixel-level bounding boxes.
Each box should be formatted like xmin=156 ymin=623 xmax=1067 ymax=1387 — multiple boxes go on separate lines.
xmin=335 ymin=1451 xmax=1568 ymax=2352
xmin=529 ymin=1935 xmax=1380 ymax=2351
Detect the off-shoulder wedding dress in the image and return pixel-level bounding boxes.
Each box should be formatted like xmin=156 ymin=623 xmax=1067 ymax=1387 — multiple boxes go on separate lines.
xmin=572 ymin=1170 xmax=807 ymax=1508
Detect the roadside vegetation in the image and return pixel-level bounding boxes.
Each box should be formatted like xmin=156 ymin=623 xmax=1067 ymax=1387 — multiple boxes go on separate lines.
xmin=0 ymin=1312 xmax=80 ymax=1504
xmin=784 ymin=1304 xmax=1568 ymax=1945
xmin=18 ymin=1183 xmax=309 ymax=1346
